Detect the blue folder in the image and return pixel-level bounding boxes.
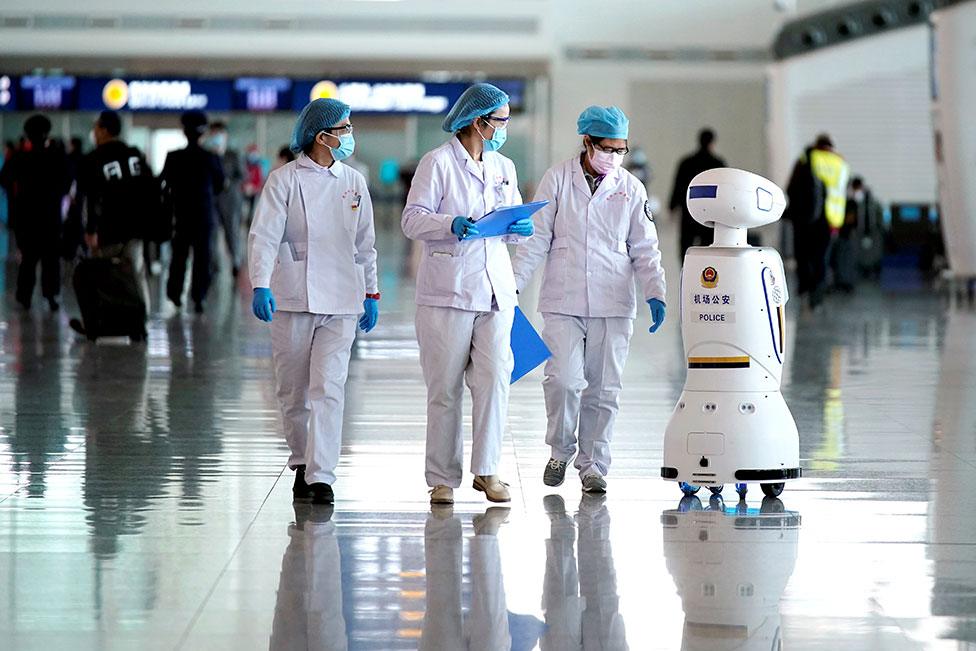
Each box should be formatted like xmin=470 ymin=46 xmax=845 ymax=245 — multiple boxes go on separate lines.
xmin=474 ymin=200 xmax=550 ymax=238
xmin=510 ymin=306 xmax=552 ymax=383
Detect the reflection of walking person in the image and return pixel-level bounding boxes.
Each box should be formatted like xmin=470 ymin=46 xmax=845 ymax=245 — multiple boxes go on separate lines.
xmin=541 ymin=495 xmax=628 ymax=650
xmin=270 ymin=504 xmax=349 ymax=651
xmin=421 ymin=507 xmax=512 ymax=651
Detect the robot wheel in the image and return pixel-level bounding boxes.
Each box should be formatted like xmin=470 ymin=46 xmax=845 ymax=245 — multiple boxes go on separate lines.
xmin=761 ymin=482 xmax=785 ymax=498
xmin=678 ymin=482 xmax=701 ymax=496
xmin=735 ymin=483 xmax=748 ymax=498
xmin=708 ymin=485 xmax=724 ymax=495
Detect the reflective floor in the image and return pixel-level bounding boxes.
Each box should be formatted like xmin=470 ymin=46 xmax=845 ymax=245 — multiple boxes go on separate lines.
xmin=1 ymin=221 xmax=975 ymax=650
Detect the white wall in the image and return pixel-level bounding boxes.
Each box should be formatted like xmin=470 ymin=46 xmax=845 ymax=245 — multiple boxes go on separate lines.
xmin=767 ymin=25 xmax=936 ymax=203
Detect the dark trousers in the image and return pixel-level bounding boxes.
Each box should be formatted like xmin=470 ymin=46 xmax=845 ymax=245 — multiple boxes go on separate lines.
xmin=794 ymin=219 xmax=831 ymax=307
xmin=680 ymin=215 xmax=712 ymax=258
xmin=16 ymin=235 xmax=61 ymax=306
xmin=167 ymin=221 xmax=214 ymax=306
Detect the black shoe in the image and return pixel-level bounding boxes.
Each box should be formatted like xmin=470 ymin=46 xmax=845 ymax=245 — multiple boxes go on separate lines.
xmin=309 ymin=483 xmax=334 ymax=505
xmin=292 ymin=465 xmax=312 ymax=501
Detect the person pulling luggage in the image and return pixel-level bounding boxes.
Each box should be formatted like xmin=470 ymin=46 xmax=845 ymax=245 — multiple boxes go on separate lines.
xmin=70 ymin=110 xmax=158 ymax=341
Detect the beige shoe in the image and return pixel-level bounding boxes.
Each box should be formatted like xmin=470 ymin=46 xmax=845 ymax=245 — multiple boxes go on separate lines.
xmin=473 ymin=506 xmax=511 ymax=535
xmin=472 ymin=475 xmax=511 ymax=503
xmin=429 ymin=485 xmax=454 ymax=504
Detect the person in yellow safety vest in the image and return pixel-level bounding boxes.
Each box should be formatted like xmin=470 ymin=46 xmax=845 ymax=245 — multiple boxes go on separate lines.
xmin=784 ymin=134 xmax=849 ymax=309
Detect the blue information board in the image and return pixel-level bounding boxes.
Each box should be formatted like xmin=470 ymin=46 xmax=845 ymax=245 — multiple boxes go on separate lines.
xmin=17 ymin=75 xmax=77 ymax=111
xmin=0 ymin=74 xmax=526 ymax=115
xmin=78 ymin=77 xmax=233 ymax=112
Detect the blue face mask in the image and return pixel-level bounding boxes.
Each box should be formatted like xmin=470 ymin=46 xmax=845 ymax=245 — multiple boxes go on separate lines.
xmin=327 ymin=133 xmax=355 ymax=161
xmin=483 ymin=127 xmax=507 ymax=152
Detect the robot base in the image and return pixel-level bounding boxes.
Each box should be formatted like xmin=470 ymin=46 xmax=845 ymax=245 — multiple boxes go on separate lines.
xmin=661 ymin=390 xmax=801 ymax=497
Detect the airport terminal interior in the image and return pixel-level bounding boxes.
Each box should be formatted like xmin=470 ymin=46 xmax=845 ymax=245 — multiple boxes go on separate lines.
xmin=1 ymin=1 xmax=976 ymax=649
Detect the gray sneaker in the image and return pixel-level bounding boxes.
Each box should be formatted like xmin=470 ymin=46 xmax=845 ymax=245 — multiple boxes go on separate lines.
xmin=581 ymin=474 xmax=607 ymax=494
xmin=543 ymin=458 xmax=568 ymax=487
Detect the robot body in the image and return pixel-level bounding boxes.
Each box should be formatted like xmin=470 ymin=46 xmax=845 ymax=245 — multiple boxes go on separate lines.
xmin=662 ymin=168 xmax=801 ymax=498
xmin=662 ymin=505 xmax=801 ymax=651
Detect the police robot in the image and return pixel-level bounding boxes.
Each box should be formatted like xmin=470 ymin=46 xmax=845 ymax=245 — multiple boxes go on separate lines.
xmin=661 ymin=168 xmax=801 ymax=500
xmin=662 ymin=500 xmax=801 ymax=651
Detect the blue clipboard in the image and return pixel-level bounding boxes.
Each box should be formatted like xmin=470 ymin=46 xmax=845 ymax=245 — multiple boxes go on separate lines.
xmin=510 ymin=306 xmax=552 ymax=383
xmin=474 ymin=200 xmax=550 ymax=238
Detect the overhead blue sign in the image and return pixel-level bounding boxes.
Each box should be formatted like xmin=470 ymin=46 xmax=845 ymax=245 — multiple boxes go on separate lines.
xmin=0 ymin=75 xmax=14 ymax=111
xmin=18 ymin=75 xmax=77 ymax=111
xmin=0 ymin=74 xmax=526 ymax=115
xmin=292 ymin=79 xmax=525 ymax=114
xmin=233 ymin=77 xmax=292 ymax=112
xmin=78 ymin=77 xmax=233 ymax=112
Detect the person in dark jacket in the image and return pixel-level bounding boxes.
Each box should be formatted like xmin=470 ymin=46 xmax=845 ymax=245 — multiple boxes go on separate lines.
xmin=204 ymin=121 xmax=245 ymax=278
xmin=69 ymin=110 xmax=157 ymax=337
xmin=162 ymin=110 xmax=224 ymax=314
xmin=0 ymin=114 xmax=70 ymax=311
xmin=784 ymin=134 xmax=847 ymax=309
xmin=670 ymin=128 xmax=726 ymax=256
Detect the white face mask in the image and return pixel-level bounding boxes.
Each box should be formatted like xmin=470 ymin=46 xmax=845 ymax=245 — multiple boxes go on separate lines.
xmin=589 ymin=148 xmax=624 ymax=175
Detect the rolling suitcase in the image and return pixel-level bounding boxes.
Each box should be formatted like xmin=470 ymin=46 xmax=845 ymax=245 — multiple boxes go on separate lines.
xmin=73 ymin=249 xmax=148 ymax=341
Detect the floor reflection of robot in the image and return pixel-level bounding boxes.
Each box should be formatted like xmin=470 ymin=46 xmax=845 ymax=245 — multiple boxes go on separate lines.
xmin=662 ymin=168 xmax=801 ymax=501
xmin=662 ymin=497 xmax=801 ymax=651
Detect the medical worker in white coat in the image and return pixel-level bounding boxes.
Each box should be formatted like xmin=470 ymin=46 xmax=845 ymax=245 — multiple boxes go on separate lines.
xmin=249 ymin=98 xmax=379 ymax=505
xmin=512 ymin=106 xmax=666 ymax=494
xmin=402 ymin=83 xmax=534 ymax=506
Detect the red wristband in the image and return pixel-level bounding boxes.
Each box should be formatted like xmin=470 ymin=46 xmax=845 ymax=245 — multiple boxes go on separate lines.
xmin=365 ymin=293 xmax=381 ymax=300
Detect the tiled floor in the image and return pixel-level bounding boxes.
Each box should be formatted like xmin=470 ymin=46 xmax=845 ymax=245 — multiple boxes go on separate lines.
xmin=1 ymin=223 xmax=974 ymax=650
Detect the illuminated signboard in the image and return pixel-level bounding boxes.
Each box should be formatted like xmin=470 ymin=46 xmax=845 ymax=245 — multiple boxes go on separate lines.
xmin=0 ymin=76 xmax=13 ymax=111
xmin=292 ymin=79 xmax=525 ymax=114
xmin=78 ymin=78 xmax=232 ymax=112
xmin=233 ymin=77 xmax=292 ymax=112
xmin=0 ymin=75 xmax=526 ymax=114
xmin=19 ymin=75 xmax=77 ymax=110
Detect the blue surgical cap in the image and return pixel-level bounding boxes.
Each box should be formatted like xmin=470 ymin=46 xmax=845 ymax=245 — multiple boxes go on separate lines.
xmin=290 ymin=98 xmax=352 ymax=154
xmin=577 ymin=105 xmax=629 ymax=140
xmin=441 ymin=83 xmax=510 ymax=133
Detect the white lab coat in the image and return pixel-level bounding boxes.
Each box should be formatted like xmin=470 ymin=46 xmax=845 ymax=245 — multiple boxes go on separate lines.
xmin=402 ymin=137 xmax=524 ymax=487
xmin=402 ymin=137 xmax=523 ymax=312
xmin=249 ymin=154 xmax=378 ymax=315
xmin=248 ymin=154 xmax=377 ymax=486
xmin=512 ymin=155 xmax=666 ymax=318
xmin=512 ymin=155 xmax=667 ymax=479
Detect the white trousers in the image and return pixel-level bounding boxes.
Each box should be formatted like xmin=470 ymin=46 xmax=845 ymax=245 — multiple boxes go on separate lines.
xmin=270 ymin=520 xmax=348 ymax=650
xmin=420 ymin=512 xmax=510 ymax=651
xmin=271 ymin=311 xmax=356 ymax=485
xmin=541 ymin=314 xmax=634 ymax=478
xmin=416 ymin=305 xmax=515 ymax=488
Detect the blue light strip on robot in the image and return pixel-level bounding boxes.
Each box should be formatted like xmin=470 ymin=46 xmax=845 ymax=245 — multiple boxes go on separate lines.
xmin=760 ymin=266 xmax=782 ymax=365
xmin=688 ymin=185 xmax=718 ymax=199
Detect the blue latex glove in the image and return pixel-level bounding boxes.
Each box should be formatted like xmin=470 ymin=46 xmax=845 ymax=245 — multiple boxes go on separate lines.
xmin=359 ymin=298 xmax=379 ymax=333
xmin=647 ymin=298 xmax=666 ymax=333
xmin=252 ymin=287 xmax=276 ymax=322
xmin=451 ymin=216 xmax=480 ymax=240
xmin=507 ymin=218 xmax=534 ymax=237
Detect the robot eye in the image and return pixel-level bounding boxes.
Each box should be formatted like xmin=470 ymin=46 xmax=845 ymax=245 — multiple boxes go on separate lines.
xmin=689 ymin=185 xmax=718 ymax=199
xmin=757 ymin=187 xmax=774 ymax=212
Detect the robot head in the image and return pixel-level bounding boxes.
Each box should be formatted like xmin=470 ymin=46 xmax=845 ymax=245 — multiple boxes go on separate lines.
xmin=686 ymin=168 xmax=786 ymax=230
